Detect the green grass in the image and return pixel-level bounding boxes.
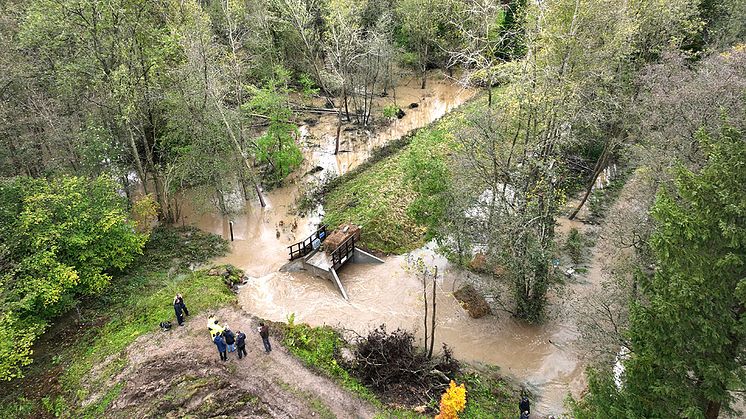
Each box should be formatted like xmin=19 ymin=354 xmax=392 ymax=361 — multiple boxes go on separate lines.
xmin=323 ymin=94 xmax=491 ymax=254
xmin=0 ymin=227 xmax=235 ymax=418
xmin=458 ymin=369 xmax=519 ymax=418
xmin=278 ymin=318 xmax=379 ymax=404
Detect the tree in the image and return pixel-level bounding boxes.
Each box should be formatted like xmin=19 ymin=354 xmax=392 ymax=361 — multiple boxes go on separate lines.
xmin=0 ymin=175 xmax=148 ymax=380
xmin=396 ymin=0 xmax=447 ymax=89
xmin=573 ymin=125 xmax=746 ymax=418
xmin=243 ymin=67 xmax=303 ymax=185
xmin=447 ymin=0 xmax=525 ymax=106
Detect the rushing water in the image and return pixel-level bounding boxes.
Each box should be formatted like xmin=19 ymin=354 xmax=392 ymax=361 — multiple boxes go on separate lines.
xmin=182 ymin=73 xmax=600 ymax=415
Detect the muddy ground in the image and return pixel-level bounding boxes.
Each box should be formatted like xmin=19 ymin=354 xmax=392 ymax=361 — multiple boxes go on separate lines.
xmin=95 ymin=307 xmax=377 ymax=418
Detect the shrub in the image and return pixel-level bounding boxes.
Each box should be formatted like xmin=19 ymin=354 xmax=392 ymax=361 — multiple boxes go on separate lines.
xmin=565 ymin=228 xmax=584 ymax=264
xmin=435 ymin=381 xmax=467 ymax=419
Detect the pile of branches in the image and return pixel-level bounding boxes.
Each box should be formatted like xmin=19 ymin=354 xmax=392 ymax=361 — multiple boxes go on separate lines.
xmin=346 ymin=325 xmax=460 ymax=405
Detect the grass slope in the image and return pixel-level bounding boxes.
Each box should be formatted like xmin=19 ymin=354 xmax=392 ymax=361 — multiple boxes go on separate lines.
xmin=323 ymin=96 xmax=486 ymax=254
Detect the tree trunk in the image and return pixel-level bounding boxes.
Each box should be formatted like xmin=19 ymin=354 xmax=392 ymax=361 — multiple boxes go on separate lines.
xmin=704 ymin=401 xmax=720 ymax=419
xmin=428 ymin=266 xmax=437 ymax=359
xmin=334 ymin=113 xmax=342 ymax=155
xmin=255 ymin=183 xmax=266 ymax=208
xmin=569 ymin=142 xmax=610 ymax=220
xmin=423 ymin=268 xmax=429 ymax=356
xmin=126 ymin=126 xmax=148 ymax=195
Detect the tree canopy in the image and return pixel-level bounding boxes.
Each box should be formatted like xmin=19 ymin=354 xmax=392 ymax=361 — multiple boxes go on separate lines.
xmin=0 ymin=175 xmax=147 ymax=380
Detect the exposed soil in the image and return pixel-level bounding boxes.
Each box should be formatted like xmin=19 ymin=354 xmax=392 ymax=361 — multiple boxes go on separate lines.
xmin=100 ymin=307 xmax=377 ymax=418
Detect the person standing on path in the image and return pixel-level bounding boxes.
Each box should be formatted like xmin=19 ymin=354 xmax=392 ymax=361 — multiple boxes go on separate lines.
xmin=174 ymin=297 xmax=185 ymax=326
xmin=208 ymin=316 xmax=224 ymax=339
xmin=175 ymin=294 xmax=189 ymax=317
xmin=519 ymin=395 xmax=530 ymax=416
xmin=236 ymin=330 xmax=247 ymax=359
xmin=224 ymin=326 xmax=236 ymax=353
xmin=214 ymin=333 xmax=227 ymax=361
xmin=258 ymin=322 xmax=271 ymax=353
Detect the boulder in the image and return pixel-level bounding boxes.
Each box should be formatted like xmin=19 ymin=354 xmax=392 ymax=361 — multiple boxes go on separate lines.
xmin=453 ymin=284 xmax=492 ymax=319
xmin=469 ymin=252 xmax=488 ymax=272
xmin=408 ymin=102 xmax=419 ymax=109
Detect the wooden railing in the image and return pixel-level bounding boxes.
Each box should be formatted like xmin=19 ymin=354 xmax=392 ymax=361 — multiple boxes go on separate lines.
xmin=331 ymin=235 xmax=355 ymax=270
xmin=288 ymin=225 xmax=328 ymax=260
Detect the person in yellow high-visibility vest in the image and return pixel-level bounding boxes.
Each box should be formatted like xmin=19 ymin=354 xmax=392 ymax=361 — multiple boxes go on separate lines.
xmin=207 ymin=316 xmax=224 ymax=339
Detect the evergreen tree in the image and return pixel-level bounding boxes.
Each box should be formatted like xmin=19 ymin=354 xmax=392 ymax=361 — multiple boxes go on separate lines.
xmin=573 ymin=125 xmax=746 ymax=418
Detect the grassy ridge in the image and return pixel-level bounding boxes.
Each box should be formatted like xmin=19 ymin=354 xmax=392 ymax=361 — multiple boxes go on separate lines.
xmin=323 ymin=95 xmax=487 ymax=254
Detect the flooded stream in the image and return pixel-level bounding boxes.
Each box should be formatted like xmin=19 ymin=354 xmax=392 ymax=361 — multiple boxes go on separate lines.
xmin=182 ymin=73 xmax=600 ymax=416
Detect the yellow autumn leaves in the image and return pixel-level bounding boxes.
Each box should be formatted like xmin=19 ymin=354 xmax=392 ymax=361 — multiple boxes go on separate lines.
xmin=435 ymin=380 xmax=467 ymax=419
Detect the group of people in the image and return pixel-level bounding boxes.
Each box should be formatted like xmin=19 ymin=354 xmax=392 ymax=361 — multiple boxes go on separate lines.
xmin=171 ymin=294 xmax=273 ymax=362
xmin=207 ymin=316 xmax=272 ymax=362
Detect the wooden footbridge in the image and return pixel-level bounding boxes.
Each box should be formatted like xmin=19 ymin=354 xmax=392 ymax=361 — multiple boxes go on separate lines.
xmin=286 ymin=225 xmax=384 ymax=300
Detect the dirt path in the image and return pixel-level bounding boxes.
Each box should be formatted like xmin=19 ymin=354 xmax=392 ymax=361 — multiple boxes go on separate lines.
xmin=105 ymin=307 xmax=377 ymax=418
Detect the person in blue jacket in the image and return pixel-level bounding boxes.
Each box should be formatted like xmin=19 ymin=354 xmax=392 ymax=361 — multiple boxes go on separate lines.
xmin=213 ymin=333 xmax=227 ymax=361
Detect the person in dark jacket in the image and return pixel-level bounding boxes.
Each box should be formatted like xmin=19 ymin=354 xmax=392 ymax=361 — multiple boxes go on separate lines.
xmin=175 ymin=294 xmax=189 ymax=316
xmin=519 ymin=395 xmax=530 ymax=414
xmin=224 ymin=326 xmax=236 ymax=352
xmin=258 ymin=322 xmax=271 ymax=353
xmin=235 ymin=330 xmax=247 ymax=359
xmin=174 ymin=299 xmax=184 ymax=326
xmin=213 ymin=333 xmax=227 ymax=361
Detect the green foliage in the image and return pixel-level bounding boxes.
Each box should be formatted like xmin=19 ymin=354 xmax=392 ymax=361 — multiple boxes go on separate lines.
xmin=564 ymin=228 xmax=584 ymax=264
xmin=574 ymin=126 xmax=746 ymax=417
xmin=383 ymin=104 xmax=400 ymax=119
xmin=0 ymin=175 xmax=147 ymax=381
xmin=458 ymin=370 xmax=517 ymax=418
xmin=298 ymin=73 xmax=320 ymax=99
xmin=244 ymin=66 xmax=303 ymax=184
xmin=280 ymin=317 xmax=377 ymax=403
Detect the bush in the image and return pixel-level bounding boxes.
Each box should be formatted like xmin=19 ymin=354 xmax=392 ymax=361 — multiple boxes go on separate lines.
xmin=565 ymin=228 xmax=584 ymax=264
xmin=351 ymin=326 xmax=460 ymax=405
xmin=383 ymin=104 xmax=400 ymax=119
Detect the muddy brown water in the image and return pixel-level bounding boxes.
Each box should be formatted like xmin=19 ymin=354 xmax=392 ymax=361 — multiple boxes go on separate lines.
xmin=181 ymin=73 xmax=601 ymax=416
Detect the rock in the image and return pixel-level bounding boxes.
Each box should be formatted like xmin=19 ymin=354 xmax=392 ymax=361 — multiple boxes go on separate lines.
xmin=453 ymin=284 xmax=492 ymax=318
xmin=395 ymin=108 xmax=406 ymax=119
xmin=408 ymin=102 xmax=419 ymax=109
xmin=306 ymin=165 xmax=324 ymax=176
xmin=276 ymin=230 xmax=281 ymax=239
xmin=338 ymin=347 xmax=356 ymax=365
xmin=469 ymin=252 xmax=488 ymax=272
xmin=413 ymin=405 xmax=427 ymax=414
xmin=303 ymin=117 xmax=319 ymax=126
